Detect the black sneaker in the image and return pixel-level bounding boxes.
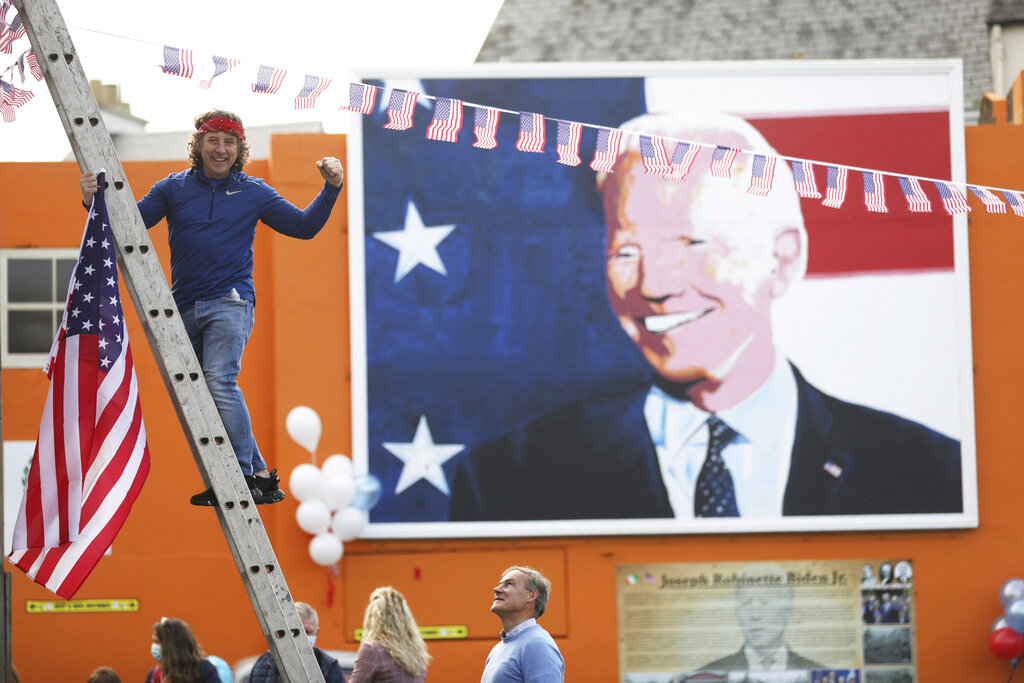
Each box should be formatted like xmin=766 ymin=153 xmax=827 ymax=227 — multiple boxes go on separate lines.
xmin=190 ymin=487 xmax=218 ymax=506
xmin=247 ymin=469 xmax=285 ymax=505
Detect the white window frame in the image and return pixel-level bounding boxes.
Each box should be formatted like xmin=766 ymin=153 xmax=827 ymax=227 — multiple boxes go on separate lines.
xmin=1 ymin=248 xmax=79 ymax=369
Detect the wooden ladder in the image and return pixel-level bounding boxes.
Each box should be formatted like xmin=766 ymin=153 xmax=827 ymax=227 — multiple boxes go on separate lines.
xmin=12 ymin=1 xmax=325 ymax=680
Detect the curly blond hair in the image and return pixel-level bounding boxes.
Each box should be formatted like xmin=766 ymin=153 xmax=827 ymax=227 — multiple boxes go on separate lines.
xmin=186 ymin=109 xmax=250 ymax=173
xmin=362 ymin=586 xmax=431 ymax=676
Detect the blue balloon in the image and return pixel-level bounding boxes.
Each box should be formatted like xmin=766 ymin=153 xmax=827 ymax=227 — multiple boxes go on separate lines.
xmin=1001 ymin=578 xmax=1024 ymax=610
xmin=352 ymin=474 xmax=382 ymax=511
xmin=206 ymin=655 xmax=232 ymax=683
xmin=1006 ymin=597 xmax=1024 ymax=634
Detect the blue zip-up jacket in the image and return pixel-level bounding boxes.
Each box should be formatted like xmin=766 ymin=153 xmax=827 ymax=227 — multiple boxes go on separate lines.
xmin=137 ymin=166 xmax=341 ymax=308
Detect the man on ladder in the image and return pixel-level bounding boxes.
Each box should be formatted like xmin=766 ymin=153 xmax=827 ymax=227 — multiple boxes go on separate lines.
xmin=80 ymin=109 xmax=345 ymax=507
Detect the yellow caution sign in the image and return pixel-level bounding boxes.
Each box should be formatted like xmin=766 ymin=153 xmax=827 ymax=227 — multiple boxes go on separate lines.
xmin=354 ymin=625 xmax=467 ymax=641
xmin=27 ymin=598 xmax=140 ymax=614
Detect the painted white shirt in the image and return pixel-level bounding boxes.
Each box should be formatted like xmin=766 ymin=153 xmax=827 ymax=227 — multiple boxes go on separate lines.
xmin=644 ymin=350 xmax=798 ymax=518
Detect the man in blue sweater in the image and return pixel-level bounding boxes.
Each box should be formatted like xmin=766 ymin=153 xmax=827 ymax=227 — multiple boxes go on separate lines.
xmin=482 ymin=565 xmax=564 ymax=683
xmin=80 ymin=109 xmax=344 ymax=506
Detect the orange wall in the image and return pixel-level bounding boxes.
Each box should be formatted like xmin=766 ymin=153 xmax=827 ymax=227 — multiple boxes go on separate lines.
xmin=2 ymin=127 xmax=1024 ymax=681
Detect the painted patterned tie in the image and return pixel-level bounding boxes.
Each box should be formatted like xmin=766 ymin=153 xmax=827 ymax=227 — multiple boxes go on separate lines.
xmin=694 ymin=415 xmax=740 ymax=517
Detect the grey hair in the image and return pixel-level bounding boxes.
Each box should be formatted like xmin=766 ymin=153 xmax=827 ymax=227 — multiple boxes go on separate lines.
xmin=295 ymin=601 xmax=318 ymax=633
xmin=503 ymin=565 xmax=552 ymax=618
xmin=598 ymin=109 xmax=809 ymax=285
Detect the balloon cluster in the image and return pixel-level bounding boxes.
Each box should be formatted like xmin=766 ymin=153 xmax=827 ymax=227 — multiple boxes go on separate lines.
xmin=285 ymin=406 xmax=382 ymax=567
xmin=990 ymin=578 xmax=1024 ymax=660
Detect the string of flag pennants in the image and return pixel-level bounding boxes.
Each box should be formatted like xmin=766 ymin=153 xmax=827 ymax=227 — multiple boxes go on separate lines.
xmin=1 ymin=7 xmax=1022 ymax=218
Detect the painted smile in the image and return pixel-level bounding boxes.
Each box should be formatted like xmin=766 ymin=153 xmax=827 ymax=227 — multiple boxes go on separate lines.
xmin=641 ymin=308 xmax=712 ymax=334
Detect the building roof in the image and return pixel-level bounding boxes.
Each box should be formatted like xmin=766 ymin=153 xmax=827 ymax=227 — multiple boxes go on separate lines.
xmin=476 ymin=0 xmax=994 ymax=115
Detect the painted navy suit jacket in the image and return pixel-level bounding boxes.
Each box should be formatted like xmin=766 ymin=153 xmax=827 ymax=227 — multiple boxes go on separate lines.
xmin=448 ymin=365 xmax=962 ymax=521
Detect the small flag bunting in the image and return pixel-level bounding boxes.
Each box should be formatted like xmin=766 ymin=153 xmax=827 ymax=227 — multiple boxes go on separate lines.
xmin=863 ymin=171 xmax=887 ymax=213
xmin=639 ymin=135 xmax=672 ymax=176
xmin=933 ymin=181 xmax=971 ymax=215
xmin=383 ymin=88 xmax=418 ymax=130
xmin=426 ymin=97 xmax=464 ymax=143
xmin=556 ymin=120 xmax=583 ymax=166
xmin=294 ymin=74 xmax=331 ymax=110
xmin=967 ymin=185 xmax=1007 ymax=214
xmin=1001 ymin=190 xmax=1024 ymax=217
xmin=1 ymin=76 xmax=31 ymax=122
xmin=747 ymin=154 xmax=777 ymax=196
xmin=199 ymin=55 xmax=240 ymax=90
xmin=792 ymin=160 xmax=821 ymax=198
xmin=251 ymin=65 xmax=286 ymax=94
xmin=665 ymin=141 xmax=700 ymax=181
xmin=709 ymin=145 xmax=739 ymax=178
xmin=590 ymin=127 xmax=622 ymax=173
xmin=26 ymin=49 xmax=42 ymax=81
xmin=472 ymin=107 xmax=500 ymax=149
xmin=898 ymin=176 xmax=931 ymax=213
xmin=342 ymin=83 xmax=378 ymax=115
xmin=161 ymin=46 xmax=193 ymax=79
xmin=0 ymin=10 xmax=24 ymax=54
xmin=823 ymin=165 xmax=848 ymax=209
xmin=516 ymin=112 xmax=546 ymax=153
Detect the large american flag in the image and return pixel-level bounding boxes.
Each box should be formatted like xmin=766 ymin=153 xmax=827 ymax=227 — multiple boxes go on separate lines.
xmin=515 ymin=112 xmax=546 ymax=153
xmin=425 ymin=97 xmax=464 ymax=143
xmin=933 ymin=181 xmax=971 ymax=215
xmin=8 ymin=172 xmax=150 ymax=599
xmin=555 ymin=120 xmax=582 ymax=166
xmin=862 ymin=170 xmax=888 ymax=213
xmin=665 ymin=140 xmax=700 ymax=181
xmin=383 ymin=88 xmax=418 ymax=130
xmin=897 ymin=176 xmax=931 ymax=213
xmin=590 ymin=127 xmax=622 ymax=173
xmin=199 ymin=55 xmax=240 ymax=90
xmin=472 ymin=107 xmax=500 ymax=149
xmin=967 ymin=185 xmax=1008 ymax=214
xmin=709 ymin=145 xmax=739 ymax=178
xmin=639 ymin=134 xmax=671 ymax=176
xmin=160 ymin=45 xmax=193 ymax=79
xmin=791 ymin=160 xmax=821 ymax=198
xmin=342 ymin=83 xmax=378 ymax=115
xmin=294 ymin=74 xmax=332 ymax=110
xmin=822 ymin=165 xmax=848 ymax=209
xmin=251 ymin=64 xmax=287 ymax=94
xmin=747 ymin=154 xmax=777 ymax=196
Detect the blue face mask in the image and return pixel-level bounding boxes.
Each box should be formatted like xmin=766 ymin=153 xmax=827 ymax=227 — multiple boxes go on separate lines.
xmin=151 ymin=643 xmax=162 ymax=662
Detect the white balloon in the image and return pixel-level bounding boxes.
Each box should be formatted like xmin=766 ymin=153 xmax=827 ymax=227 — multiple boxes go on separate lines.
xmin=295 ymin=500 xmax=331 ymax=535
xmin=321 ymin=454 xmax=354 ymax=479
xmin=331 ymin=506 xmax=366 ymax=541
xmin=319 ymin=473 xmax=356 ymax=511
xmin=289 ymin=463 xmax=324 ymax=502
xmin=286 ymin=406 xmax=322 ymax=454
xmin=308 ymin=533 xmax=344 ymax=566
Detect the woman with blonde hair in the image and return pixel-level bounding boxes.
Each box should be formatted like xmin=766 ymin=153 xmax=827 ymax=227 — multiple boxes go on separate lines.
xmin=349 ymin=586 xmax=430 ymax=682
xmin=145 ymin=617 xmax=220 ymax=683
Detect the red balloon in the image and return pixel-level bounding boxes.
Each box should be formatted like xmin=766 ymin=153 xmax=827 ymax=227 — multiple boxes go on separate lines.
xmin=990 ymin=627 xmax=1024 ymax=660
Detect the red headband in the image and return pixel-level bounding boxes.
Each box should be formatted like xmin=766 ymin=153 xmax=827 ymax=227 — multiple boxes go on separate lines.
xmin=199 ymin=116 xmax=245 ymax=141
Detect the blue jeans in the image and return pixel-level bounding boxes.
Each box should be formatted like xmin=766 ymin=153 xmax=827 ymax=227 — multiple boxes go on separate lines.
xmin=179 ymin=294 xmax=266 ymax=476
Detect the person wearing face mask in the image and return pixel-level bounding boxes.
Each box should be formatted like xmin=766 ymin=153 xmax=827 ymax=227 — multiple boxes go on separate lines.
xmin=145 ymin=617 xmax=220 ymax=683
xmin=246 ymin=601 xmax=346 ymax=683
